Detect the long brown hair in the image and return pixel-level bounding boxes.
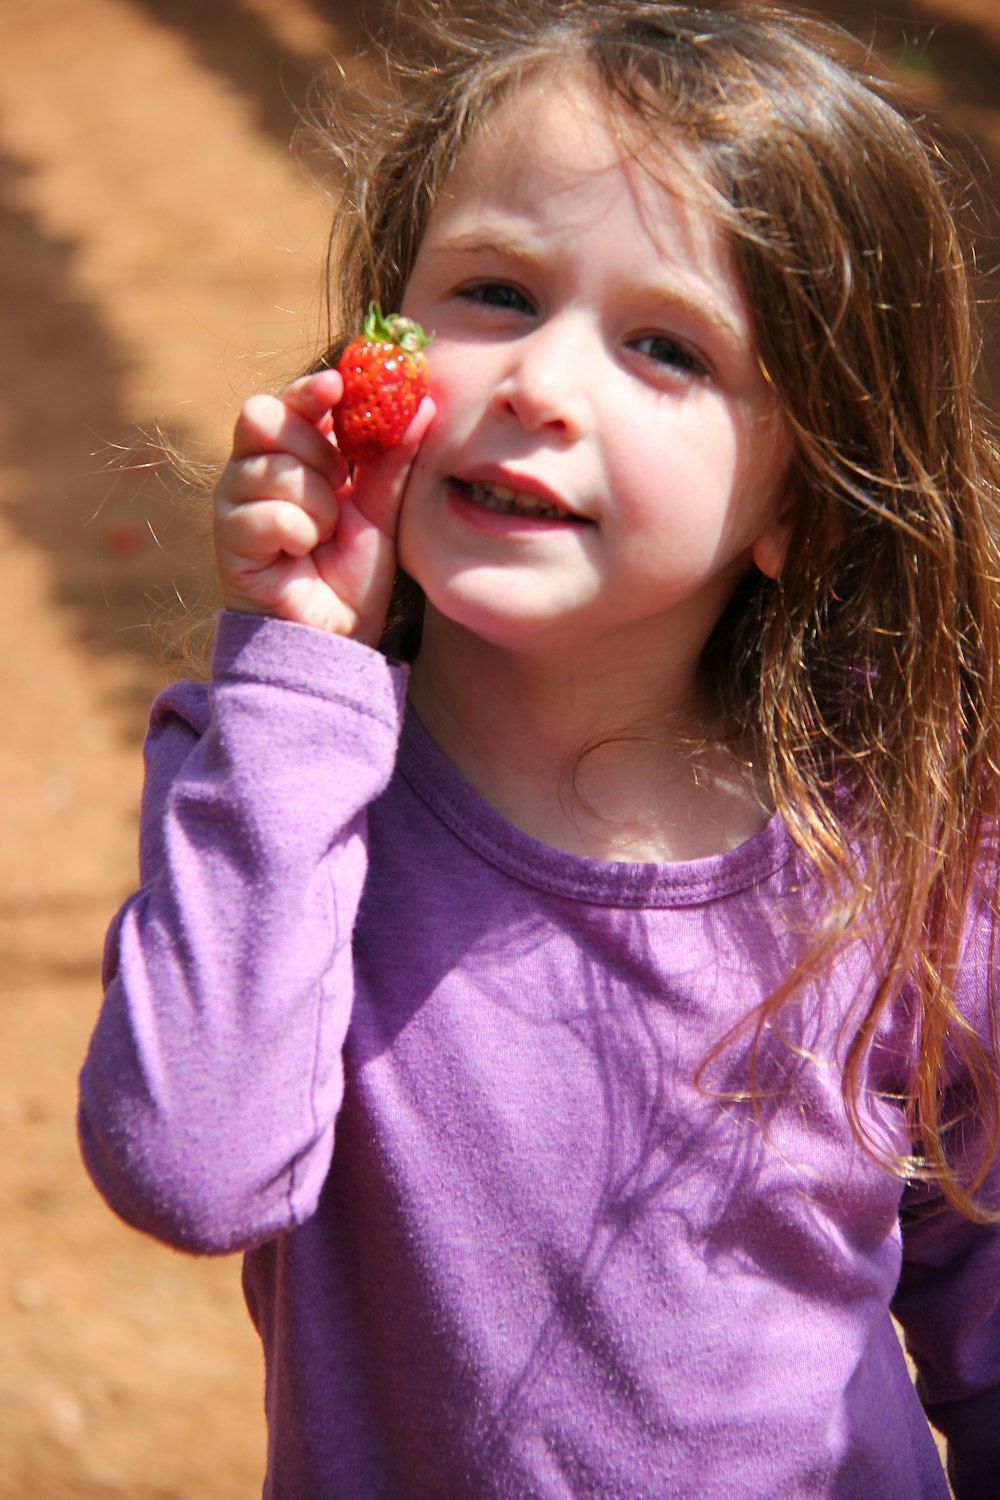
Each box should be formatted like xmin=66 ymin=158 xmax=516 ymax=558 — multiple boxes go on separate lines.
xmin=307 ymin=0 xmax=1000 ymax=1218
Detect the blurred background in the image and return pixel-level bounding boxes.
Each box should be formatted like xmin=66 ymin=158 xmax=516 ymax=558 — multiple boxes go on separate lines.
xmin=1 ymin=2 xmax=998 ymax=1495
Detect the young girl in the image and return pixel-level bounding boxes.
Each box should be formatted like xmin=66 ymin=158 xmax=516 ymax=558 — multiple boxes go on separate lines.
xmin=79 ymin=2 xmax=1000 ymax=1495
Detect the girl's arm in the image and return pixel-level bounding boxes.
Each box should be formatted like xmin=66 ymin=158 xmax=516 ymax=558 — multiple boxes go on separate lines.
xmin=78 ymin=612 xmax=408 ymax=1254
xmin=891 ymin=972 xmax=1000 ymax=1500
xmin=78 ymin=372 xmax=432 ymax=1254
xmin=893 ymin=1180 xmax=1000 ymax=1499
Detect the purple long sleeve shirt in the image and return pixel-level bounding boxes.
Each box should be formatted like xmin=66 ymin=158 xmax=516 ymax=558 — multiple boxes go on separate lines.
xmin=79 ymin=612 xmax=1000 ymax=1498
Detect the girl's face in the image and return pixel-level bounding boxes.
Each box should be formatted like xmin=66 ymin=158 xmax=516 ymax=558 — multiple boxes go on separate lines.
xmin=398 ymin=74 xmax=792 ymax=672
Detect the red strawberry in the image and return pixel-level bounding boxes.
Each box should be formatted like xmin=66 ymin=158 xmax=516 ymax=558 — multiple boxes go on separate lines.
xmin=332 ymin=304 xmax=430 ymax=466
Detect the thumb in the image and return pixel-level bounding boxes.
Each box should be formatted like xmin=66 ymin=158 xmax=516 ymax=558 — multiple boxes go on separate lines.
xmin=349 ymin=396 xmax=437 ymax=538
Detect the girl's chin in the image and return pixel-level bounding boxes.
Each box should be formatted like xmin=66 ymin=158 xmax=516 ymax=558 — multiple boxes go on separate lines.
xmin=414 ymin=585 xmax=595 ymax=656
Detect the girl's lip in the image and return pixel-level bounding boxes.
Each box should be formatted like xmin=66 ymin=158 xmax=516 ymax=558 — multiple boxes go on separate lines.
xmin=451 ymin=468 xmax=587 ymax=522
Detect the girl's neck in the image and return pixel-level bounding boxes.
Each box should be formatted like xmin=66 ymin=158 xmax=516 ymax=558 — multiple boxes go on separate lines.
xmin=406 ymin=611 xmax=772 ymax=863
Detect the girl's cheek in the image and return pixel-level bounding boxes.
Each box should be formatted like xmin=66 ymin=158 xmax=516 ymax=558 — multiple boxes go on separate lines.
xmin=425 ymin=340 xmax=454 ymax=391
xmin=423 ymin=336 xmax=502 ymax=437
xmin=422 ymin=358 xmax=464 ymax=430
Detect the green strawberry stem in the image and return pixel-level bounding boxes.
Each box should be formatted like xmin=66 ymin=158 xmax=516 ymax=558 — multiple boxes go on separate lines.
xmin=363 ymin=302 xmax=430 ymax=354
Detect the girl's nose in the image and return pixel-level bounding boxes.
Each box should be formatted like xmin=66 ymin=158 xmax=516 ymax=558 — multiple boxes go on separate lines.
xmin=489 ymin=319 xmax=590 ymax=439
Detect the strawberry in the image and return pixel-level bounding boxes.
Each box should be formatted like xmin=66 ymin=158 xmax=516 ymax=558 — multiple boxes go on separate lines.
xmin=332 ymin=304 xmax=430 ymax=466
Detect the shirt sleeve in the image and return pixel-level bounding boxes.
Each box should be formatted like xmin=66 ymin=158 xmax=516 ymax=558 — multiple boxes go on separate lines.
xmin=78 ymin=611 xmax=408 ymax=1254
xmin=891 ymin=899 xmax=1000 ymax=1500
xmin=893 ymin=1181 xmax=1000 ymax=1499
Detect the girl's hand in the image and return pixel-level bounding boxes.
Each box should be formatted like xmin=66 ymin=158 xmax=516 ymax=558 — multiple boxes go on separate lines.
xmin=214 ymin=369 xmax=435 ymax=644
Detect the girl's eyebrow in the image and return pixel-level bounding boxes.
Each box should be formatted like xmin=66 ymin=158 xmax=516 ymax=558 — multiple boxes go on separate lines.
xmin=422 ymin=230 xmax=746 ymax=348
xmin=635 ymin=285 xmax=747 ymax=350
xmin=420 ymin=229 xmax=541 ymax=262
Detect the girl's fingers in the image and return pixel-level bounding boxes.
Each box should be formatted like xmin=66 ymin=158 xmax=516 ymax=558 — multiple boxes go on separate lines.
xmin=350 ymin=396 xmax=437 ymax=536
xmin=218 ymin=451 xmax=339 ymax=514
xmin=229 ymin=381 xmax=348 ymax=489
xmin=279 ymin=368 xmax=344 ymax=425
xmin=216 ymin=455 xmax=340 ymax=546
xmin=217 ymin=497 xmax=332 ymax=563
xmin=216 ymin=451 xmax=340 ymax=543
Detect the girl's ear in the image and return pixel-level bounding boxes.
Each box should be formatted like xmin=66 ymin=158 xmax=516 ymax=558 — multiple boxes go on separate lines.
xmin=751 ymin=491 xmax=797 ymax=580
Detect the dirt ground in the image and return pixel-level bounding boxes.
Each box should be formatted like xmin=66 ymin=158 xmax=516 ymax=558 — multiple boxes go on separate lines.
xmin=1 ymin=2 xmax=999 ymax=1496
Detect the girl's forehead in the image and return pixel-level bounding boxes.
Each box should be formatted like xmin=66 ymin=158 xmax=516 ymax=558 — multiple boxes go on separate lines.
xmin=450 ymin=71 xmax=688 ymax=198
xmin=428 ymin=71 xmax=746 ymax=324
xmin=437 ymin=71 xmax=722 ymax=244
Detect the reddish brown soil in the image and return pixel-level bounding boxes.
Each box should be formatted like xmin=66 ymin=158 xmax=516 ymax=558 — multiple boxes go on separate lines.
xmin=1 ymin=3 xmax=998 ymax=1495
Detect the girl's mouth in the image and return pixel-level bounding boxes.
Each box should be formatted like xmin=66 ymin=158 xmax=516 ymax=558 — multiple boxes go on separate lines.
xmin=458 ymin=479 xmax=583 ymax=522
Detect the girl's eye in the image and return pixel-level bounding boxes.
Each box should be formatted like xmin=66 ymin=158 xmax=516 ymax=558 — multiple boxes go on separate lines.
xmin=458 ymin=281 xmax=534 ymax=315
xmin=631 ymin=333 xmax=705 ymax=376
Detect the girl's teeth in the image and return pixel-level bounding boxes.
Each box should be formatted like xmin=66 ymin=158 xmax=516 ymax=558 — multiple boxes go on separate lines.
xmin=468 ymin=481 xmax=564 ymax=519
